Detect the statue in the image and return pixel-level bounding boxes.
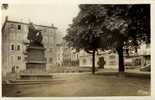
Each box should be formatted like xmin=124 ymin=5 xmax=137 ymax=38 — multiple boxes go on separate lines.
xmin=27 ymin=22 xmax=43 ymax=46
xmin=20 ymin=22 xmax=52 ymax=81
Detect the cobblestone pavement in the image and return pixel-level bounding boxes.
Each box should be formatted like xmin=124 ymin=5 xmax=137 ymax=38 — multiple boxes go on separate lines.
xmin=2 ymin=73 xmax=150 ymax=97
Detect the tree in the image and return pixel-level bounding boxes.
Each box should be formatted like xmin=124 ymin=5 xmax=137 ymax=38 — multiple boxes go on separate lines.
xmin=99 ymin=5 xmax=150 ymax=72
xmin=64 ymin=4 xmax=150 ymax=74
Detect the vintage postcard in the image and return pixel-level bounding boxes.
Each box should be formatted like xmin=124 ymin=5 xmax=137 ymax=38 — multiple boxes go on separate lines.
xmin=0 ymin=0 xmax=154 ymax=100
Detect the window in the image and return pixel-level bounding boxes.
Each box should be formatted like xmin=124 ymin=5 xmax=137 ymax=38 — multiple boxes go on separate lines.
xmin=10 ymin=56 xmax=14 ymax=64
xmin=83 ymin=59 xmax=86 ymax=64
xmin=11 ymin=44 xmax=14 ymax=50
xmin=17 ymin=56 xmax=21 ymax=60
xmin=17 ymin=45 xmax=20 ymax=50
xmin=49 ymin=58 xmax=53 ymax=63
xmin=18 ymin=25 xmax=21 ymax=30
xmin=16 ymin=66 xmax=19 ymax=69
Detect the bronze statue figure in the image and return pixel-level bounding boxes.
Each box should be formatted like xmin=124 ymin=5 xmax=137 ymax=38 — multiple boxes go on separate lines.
xmin=27 ymin=22 xmax=43 ymax=46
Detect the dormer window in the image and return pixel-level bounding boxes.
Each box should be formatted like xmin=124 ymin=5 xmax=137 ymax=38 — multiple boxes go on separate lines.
xmin=18 ymin=25 xmax=21 ymax=30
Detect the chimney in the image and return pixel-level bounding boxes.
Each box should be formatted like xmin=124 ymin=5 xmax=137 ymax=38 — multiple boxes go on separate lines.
xmin=5 ymin=16 xmax=8 ymax=21
xmin=51 ymin=24 xmax=54 ymax=27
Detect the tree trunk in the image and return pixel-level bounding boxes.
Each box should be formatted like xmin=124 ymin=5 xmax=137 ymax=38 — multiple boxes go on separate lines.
xmin=92 ymin=49 xmax=95 ymax=74
xmin=116 ymin=46 xmax=125 ymax=72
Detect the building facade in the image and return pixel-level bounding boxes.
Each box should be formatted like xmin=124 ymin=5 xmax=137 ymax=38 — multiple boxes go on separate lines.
xmin=78 ymin=50 xmax=118 ymax=69
xmin=124 ymin=42 xmax=150 ymax=67
xmin=49 ymin=41 xmax=79 ymax=73
xmin=58 ymin=41 xmax=79 ymax=67
xmin=2 ymin=17 xmax=57 ymax=77
xmin=55 ymin=43 xmax=64 ymax=67
xmin=138 ymin=42 xmax=150 ymax=66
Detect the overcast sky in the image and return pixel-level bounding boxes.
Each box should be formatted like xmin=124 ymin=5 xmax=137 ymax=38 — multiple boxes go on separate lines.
xmin=2 ymin=3 xmax=80 ymax=35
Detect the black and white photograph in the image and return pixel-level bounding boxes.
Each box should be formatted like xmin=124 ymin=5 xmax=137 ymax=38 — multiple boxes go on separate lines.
xmin=1 ymin=0 xmax=152 ymax=99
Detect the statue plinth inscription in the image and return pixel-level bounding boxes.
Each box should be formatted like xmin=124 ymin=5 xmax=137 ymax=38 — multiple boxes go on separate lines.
xmin=20 ymin=23 xmax=52 ymax=80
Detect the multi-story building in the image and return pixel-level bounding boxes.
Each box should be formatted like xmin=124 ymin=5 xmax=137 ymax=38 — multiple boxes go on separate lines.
xmin=50 ymin=41 xmax=79 ymax=73
xmin=2 ymin=17 xmax=57 ymax=77
xmin=124 ymin=42 xmax=150 ymax=67
xmin=79 ymin=50 xmax=118 ymax=69
xmin=62 ymin=43 xmax=72 ymax=66
xmin=78 ymin=41 xmax=150 ymax=70
xmin=60 ymin=41 xmax=79 ymax=67
xmin=137 ymin=42 xmax=150 ymax=67
xmin=55 ymin=43 xmax=64 ymax=66
xmin=70 ymin=50 xmax=79 ymax=66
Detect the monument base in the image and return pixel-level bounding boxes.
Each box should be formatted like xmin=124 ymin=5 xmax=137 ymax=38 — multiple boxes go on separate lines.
xmin=20 ymin=46 xmax=52 ymax=81
xmin=20 ymin=73 xmax=53 ymax=80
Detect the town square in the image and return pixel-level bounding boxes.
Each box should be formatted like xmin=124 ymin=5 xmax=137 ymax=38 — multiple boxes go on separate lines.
xmin=1 ymin=2 xmax=151 ymax=97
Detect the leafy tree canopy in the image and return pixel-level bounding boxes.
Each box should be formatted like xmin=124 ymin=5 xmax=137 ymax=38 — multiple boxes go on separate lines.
xmin=64 ymin=4 xmax=150 ymax=52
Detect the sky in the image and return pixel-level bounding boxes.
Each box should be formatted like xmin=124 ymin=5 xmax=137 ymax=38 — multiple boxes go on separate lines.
xmin=2 ymin=3 xmax=80 ymax=35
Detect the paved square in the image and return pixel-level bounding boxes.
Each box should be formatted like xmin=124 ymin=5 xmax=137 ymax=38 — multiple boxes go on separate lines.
xmin=2 ymin=73 xmax=150 ymax=97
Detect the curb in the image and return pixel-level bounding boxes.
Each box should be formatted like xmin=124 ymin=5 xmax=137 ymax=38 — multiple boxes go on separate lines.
xmin=125 ymin=72 xmax=150 ymax=78
xmin=96 ymin=71 xmax=150 ymax=78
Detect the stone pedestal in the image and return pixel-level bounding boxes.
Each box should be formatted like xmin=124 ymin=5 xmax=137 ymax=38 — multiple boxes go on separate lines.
xmin=26 ymin=46 xmax=46 ymax=73
xmin=20 ymin=46 xmax=52 ymax=80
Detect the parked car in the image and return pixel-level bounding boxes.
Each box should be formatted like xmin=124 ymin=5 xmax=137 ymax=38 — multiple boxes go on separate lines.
xmin=140 ymin=64 xmax=151 ymax=72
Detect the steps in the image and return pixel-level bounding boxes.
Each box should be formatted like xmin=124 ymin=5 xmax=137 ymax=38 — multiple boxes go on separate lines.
xmin=7 ymin=77 xmax=66 ymax=85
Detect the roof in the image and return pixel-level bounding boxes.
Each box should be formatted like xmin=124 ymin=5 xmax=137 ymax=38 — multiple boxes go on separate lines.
xmin=2 ymin=17 xmax=57 ymax=33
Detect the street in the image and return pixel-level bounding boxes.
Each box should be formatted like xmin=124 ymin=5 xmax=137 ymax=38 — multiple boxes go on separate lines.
xmin=2 ymin=73 xmax=150 ymax=97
